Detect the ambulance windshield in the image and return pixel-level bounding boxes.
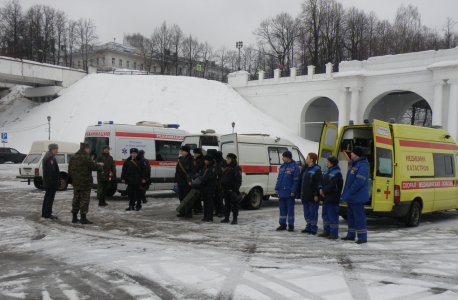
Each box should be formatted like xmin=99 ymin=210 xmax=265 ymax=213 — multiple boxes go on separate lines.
xmin=84 ymin=137 xmax=109 ymax=160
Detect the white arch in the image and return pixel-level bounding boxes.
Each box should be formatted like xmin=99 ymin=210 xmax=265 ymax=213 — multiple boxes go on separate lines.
xmin=300 ymin=96 xmax=339 ymax=141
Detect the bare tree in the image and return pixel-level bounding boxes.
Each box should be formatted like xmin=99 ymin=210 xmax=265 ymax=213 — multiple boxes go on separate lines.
xmin=151 ymin=21 xmax=172 ymax=74
xmin=393 ymin=4 xmax=423 ymax=53
xmin=75 ymin=18 xmax=98 ymax=69
xmin=181 ymin=34 xmax=202 ymax=76
xmin=124 ymin=32 xmax=150 ymax=70
xmin=170 ymin=24 xmax=184 ymax=75
xmin=215 ymin=45 xmax=229 ymax=79
xmin=42 ymin=5 xmax=56 ymax=63
xmin=0 ymin=0 xmax=24 ymax=58
xmin=55 ymin=10 xmax=66 ymax=65
xmin=443 ymin=17 xmax=458 ymax=49
xmin=200 ymin=42 xmax=215 ymax=77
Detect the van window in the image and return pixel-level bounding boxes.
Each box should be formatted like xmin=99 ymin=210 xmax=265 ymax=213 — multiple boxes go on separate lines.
xmin=292 ymin=148 xmax=305 ymax=167
xmin=55 ymin=154 xmax=65 ymax=164
xmin=10 ymin=149 xmax=19 ymax=154
xmin=23 ymin=154 xmax=42 ymax=164
xmin=433 ymin=153 xmax=455 ymax=178
xmin=319 ymin=150 xmax=332 ymax=170
xmin=84 ymin=137 xmax=109 ymax=160
xmin=67 ymin=154 xmax=74 ymax=162
xmin=155 ymin=140 xmax=181 ymax=161
xmin=221 ymin=142 xmax=236 ymax=158
xmin=324 ymin=127 xmax=337 ymax=146
xmin=268 ymin=147 xmax=288 ymax=165
xmin=376 ymin=148 xmax=392 ymax=177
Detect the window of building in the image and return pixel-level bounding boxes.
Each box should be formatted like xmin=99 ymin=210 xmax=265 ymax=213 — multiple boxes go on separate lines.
xmin=433 ymin=153 xmax=455 ymax=177
xmin=153 ymin=66 xmax=157 ymax=73
xmin=140 ymin=64 xmax=143 ymax=70
xmin=112 ymin=58 xmax=115 ymax=66
xmin=155 ymin=140 xmax=181 ymax=162
xmin=102 ymin=57 xmax=105 ymax=66
xmin=178 ymin=67 xmax=182 ymax=74
xmin=77 ymin=61 xmax=80 ymax=68
xmin=119 ymin=59 xmax=122 ymax=67
xmin=89 ymin=59 xmax=93 ymax=67
xmin=133 ymin=62 xmax=136 ymax=69
xmin=127 ymin=61 xmax=130 ymax=68
xmin=96 ymin=58 xmax=99 ymax=66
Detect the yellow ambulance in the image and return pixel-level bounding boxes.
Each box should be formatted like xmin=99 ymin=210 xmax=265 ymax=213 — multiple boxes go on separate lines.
xmin=318 ymin=119 xmax=458 ymax=227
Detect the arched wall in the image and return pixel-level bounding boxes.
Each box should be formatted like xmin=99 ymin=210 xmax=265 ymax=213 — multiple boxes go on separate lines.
xmin=300 ymin=95 xmax=339 ymax=140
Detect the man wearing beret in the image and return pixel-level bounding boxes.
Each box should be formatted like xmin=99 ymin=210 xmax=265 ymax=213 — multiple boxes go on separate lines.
xmin=121 ymin=148 xmax=148 ymax=211
xmin=341 ymin=146 xmax=369 ymax=244
xmin=96 ymin=145 xmax=116 ymax=207
xmin=41 ymin=143 xmax=60 ymax=219
xmin=68 ymin=142 xmax=104 ymax=224
xmin=174 ymin=145 xmax=194 ymax=218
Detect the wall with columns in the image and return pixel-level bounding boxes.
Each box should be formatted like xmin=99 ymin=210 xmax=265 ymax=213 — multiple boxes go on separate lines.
xmin=228 ymin=47 xmax=458 ymax=142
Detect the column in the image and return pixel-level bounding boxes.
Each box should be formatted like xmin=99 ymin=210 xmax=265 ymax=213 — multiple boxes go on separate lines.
xmin=274 ymin=69 xmax=280 ymax=81
xmin=447 ymin=79 xmax=458 ymax=141
xmin=307 ymin=65 xmax=315 ymax=81
xmin=258 ymin=70 xmax=264 ymax=84
xmin=432 ymin=80 xmax=445 ymax=127
xmin=349 ymin=87 xmax=362 ymax=125
xmin=326 ymin=62 xmax=334 ymax=79
xmin=290 ymin=67 xmax=297 ymax=80
xmin=338 ymin=88 xmax=348 ymax=129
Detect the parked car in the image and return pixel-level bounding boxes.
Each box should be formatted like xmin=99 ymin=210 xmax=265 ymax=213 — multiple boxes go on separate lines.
xmin=16 ymin=140 xmax=80 ymax=191
xmin=0 ymin=147 xmax=27 ymax=164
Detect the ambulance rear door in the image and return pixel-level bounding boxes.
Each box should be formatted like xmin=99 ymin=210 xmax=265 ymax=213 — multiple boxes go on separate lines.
xmin=372 ymin=120 xmax=395 ymax=212
xmin=220 ymin=133 xmax=239 ymax=158
xmin=317 ymin=122 xmax=339 ymax=172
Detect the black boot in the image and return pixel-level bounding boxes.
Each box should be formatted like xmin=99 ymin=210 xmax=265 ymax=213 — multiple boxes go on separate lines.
xmin=276 ymin=224 xmax=287 ymax=231
xmin=98 ymin=199 xmax=107 ymax=207
xmin=231 ymin=216 xmax=238 ymax=225
xmin=176 ymin=213 xmax=186 ymax=217
xmin=185 ymin=210 xmax=193 ymax=218
xmin=72 ymin=213 xmax=79 ymax=224
xmin=80 ymin=214 xmax=93 ymax=224
xmin=125 ymin=206 xmax=134 ymax=211
xmin=288 ymin=225 xmax=294 ymax=232
xmin=220 ymin=217 xmax=229 ymax=223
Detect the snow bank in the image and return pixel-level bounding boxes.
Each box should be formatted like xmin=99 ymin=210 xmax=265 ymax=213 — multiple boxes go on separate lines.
xmin=0 ymin=74 xmax=317 ymax=153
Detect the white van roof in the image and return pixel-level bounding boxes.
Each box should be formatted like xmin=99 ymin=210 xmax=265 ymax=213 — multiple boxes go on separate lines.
xmin=236 ymin=134 xmax=294 ymax=146
xmin=29 ymin=140 xmax=80 ymax=153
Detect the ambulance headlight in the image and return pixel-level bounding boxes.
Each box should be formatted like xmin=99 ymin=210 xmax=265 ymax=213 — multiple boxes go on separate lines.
xmin=98 ymin=121 xmax=102 ymax=124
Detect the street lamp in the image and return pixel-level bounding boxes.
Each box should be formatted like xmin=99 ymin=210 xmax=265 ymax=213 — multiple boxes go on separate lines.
xmin=47 ymin=116 xmax=51 ymax=140
xmin=236 ymin=41 xmax=243 ymax=71
xmin=232 ymin=122 xmax=235 ymax=133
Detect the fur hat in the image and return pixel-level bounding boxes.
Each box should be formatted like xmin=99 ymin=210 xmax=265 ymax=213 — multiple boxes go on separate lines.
xmin=193 ymin=148 xmax=202 ymax=154
xmin=48 ymin=143 xmax=58 ymax=150
xmin=213 ymin=151 xmax=223 ymax=160
xmin=130 ymin=148 xmax=139 ymax=154
xmin=227 ymin=153 xmax=237 ymax=160
xmin=180 ymin=145 xmax=190 ymax=153
xmin=103 ymin=145 xmax=110 ymax=150
xmin=80 ymin=142 xmax=89 ymax=149
xmin=204 ymin=154 xmax=213 ymax=161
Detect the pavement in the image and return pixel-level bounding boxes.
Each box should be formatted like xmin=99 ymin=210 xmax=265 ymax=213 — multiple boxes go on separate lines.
xmin=1 ymin=163 xmax=458 ymax=300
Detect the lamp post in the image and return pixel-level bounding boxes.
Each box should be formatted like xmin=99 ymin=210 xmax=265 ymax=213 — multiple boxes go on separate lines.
xmin=232 ymin=122 xmax=235 ymax=133
xmin=236 ymin=41 xmax=243 ymax=71
xmin=47 ymin=116 xmax=51 ymax=140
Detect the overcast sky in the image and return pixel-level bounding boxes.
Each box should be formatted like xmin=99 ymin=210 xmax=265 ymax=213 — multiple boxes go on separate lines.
xmin=17 ymin=0 xmax=458 ymax=50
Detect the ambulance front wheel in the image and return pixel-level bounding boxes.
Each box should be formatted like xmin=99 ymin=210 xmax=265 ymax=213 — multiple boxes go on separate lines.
xmin=404 ymin=201 xmax=422 ymax=227
xmin=243 ymin=188 xmax=263 ymax=210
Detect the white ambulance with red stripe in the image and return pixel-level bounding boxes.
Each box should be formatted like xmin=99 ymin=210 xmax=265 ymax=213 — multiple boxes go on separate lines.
xmin=318 ymin=119 xmax=458 ymax=227
xmin=84 ymin=121 xmax=188 ymax=196
xmin=182 ymin=132 xmax=307 ymax=210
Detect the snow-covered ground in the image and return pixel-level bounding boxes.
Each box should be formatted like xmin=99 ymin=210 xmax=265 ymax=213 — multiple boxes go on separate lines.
xmin=1 ymin=164 xmax=458 ymax=300
xmin=0 ymin=74 xmax=317 ymax=154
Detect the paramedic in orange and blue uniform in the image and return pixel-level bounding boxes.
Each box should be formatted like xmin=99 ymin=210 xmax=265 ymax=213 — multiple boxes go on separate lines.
xmin=341 ymin=146 xmax=369 ymax=244
xmin=275 ymin=151 xmax=300 ymax=232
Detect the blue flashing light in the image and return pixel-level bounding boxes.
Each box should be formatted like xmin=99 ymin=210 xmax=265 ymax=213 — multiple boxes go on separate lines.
xmin=390 ymin=118 xmax=395 ymax=123
xmin=166 ymin=124 xmax=180 ymax=129
xmin=349 ymin=120 xmax=354 ymax=125
xmin=98 ymin=121 xmax=102 ymax=124
xmin=109 ymin=121 xmax=114 ymax=124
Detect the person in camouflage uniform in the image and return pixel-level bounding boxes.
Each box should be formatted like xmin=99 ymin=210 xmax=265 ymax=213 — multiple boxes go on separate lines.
xmin=96 ymin=145 xmax=116 ymax=207
xmin=68 ymin=142 xmax=103 ymax=224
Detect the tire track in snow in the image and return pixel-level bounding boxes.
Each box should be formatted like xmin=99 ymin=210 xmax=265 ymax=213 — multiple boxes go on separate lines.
xmin=338 ymin=255 xmax=371 ymax=300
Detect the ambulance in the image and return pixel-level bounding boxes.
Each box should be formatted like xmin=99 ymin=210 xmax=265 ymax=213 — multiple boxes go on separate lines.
xmin=84 ymin=121 xmax=188 ymax=196
xmin=318 ymin=119 xmax=458 ymax=227
xmin=182 ymin=132 xmax=307 ymax=210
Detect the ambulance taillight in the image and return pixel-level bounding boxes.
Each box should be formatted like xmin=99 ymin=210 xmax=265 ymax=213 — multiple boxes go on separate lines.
xmin=394 ymin=185 xmax=400 ymax=202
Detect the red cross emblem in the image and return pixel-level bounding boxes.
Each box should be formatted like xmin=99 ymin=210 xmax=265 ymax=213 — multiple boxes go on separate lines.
xmin=384 ymin=186 xmax=391 ymax=199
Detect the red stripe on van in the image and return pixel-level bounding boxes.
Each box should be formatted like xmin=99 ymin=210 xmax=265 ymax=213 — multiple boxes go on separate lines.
xmin=240 ymin=165 xmax=278 ymax=173
xmin=376 ymin=136 xmax=393 ymax=146
xmin=399 ymin=140 xmax=458 ymax=150
xmin=115 ymin=160 xmax=177 ymax=166
xmin=116 ymin=132 xmax=184 ymax=140
xmin=402 ymin=180 xmax=455 ymax=190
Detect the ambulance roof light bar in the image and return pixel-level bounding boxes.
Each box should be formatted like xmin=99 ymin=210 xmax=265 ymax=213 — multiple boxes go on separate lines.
xmin=102 ymin=121 xmax=114 ymax=124
xmin=390 ymin=118 xmax=395 ymax=123
xmin=164 ymin=124 xmax=180 ymax=129
xmin=201 ymin=129 xmax=216 ymax=134
xmin=349 ymin=120 xmax=354 ymax=125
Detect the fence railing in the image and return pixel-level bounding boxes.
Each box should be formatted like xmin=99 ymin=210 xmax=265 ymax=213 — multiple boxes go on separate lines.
xmin=96 ymin=69 xmax=229 ymax=83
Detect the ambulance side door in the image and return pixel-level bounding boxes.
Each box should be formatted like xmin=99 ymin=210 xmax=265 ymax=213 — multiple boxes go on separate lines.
xmin=372 ymin=120 xmax=395 ymax=212
xmin=318 ymin=122 xmax=338 ymax=172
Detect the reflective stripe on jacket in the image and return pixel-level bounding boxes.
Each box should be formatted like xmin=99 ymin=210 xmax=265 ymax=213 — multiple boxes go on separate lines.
xmin=275 ymin=160 xmax=300 ymax=198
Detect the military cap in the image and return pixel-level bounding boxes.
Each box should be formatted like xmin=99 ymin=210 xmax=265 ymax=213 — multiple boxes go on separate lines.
xmin=193 ymin=148 xmax=202 ymax=154
xmin=102 ymin=145 xmax=110 ymax=150
xmin=80 ymin=142 xmax=89 ymax=149
xmin=227 ymin=153 xmax=237 ymax=160
xmin=204 ymin=154 xmax=213 ymax=161
xmin=48 ymin=143 xmax=58 ymax=150
xmin=130 ymin=148 xmax=139 ymax=153
xmin=180 ymin=145 xmax=190 ymax=153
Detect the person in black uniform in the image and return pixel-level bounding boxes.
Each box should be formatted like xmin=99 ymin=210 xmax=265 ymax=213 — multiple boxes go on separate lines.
xmin=42 ymin=143 xmax=60 ymax=219
xmin=174 ymin=146 xmax=194 ymax=217
xmin=199 ymin=154 xmax=217 ymax=222
xmin=213 ymin=151 xmax=226 ymax=218
xmin=138 ymin=150 xmax=151 ymax=204
xmin=220 ymin=153 xmax=242 ymax=225
xmin=192 ymin=148 xmax=205 ymax=215
xmin=122 ymin=148 xmax=148 ymax=211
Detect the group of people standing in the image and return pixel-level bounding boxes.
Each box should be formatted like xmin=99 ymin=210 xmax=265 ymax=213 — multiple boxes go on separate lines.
xmin=275 ymin=147 xmax=369 ymax=244
xmin=174 ymin=146 xmax=242 ymax=224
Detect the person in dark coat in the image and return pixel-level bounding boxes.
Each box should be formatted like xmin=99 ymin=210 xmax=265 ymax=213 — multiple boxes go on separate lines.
xmin=138 ymin=150 xmax=151 ymax=204
xmin=121 ymin=148 xmax=148 ymax=211
xmin=341 ymin=147 xmax=369 ymax=244
xmin=220 ymin=153 xmax=242 ymax=225
xmin=297 ymin=152 xmax=322 ymax=235
xmin=95 ymin=145 xmax=116 ymax=207
xmin=200 ymin=154 xmax=217 ymax=222
xmin=174 ymin=146 xmax=194 ymax=217
xmin=192 ymin=148 xmax=204 ymax=215
xmin=213 ymin=151 xmax=226 ymax=218
xmin=41 ymin=143 xmax=60 ymax=219
xmin=318 ymin=155 xmax=343 ymax=239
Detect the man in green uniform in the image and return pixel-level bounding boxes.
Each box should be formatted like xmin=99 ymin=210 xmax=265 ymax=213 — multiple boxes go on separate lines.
xmin=96 ymin=145 xmax=116 ymax=207
xmin=68 ymin=142 xmax=103 ymax=224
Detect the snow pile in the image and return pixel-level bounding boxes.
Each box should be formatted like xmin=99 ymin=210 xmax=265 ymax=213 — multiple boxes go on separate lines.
xmin=0 ymin=74 xmax=317 ymax=153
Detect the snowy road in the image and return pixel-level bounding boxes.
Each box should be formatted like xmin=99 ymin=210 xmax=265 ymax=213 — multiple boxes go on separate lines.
xmin=1 ymin=164 xmax=458 ymax=300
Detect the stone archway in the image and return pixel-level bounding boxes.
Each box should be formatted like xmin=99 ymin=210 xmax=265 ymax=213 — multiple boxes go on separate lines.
xmin=302 ymin=97 xmax=339 ymax=142
xmin=364 ymin=91 xmax=432 ymax=126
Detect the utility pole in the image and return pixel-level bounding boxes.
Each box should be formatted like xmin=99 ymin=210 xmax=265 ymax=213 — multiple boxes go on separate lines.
xmin=47 ymin=116 xmax=51 ymax=140
xmin=236 ymin=41 xmax=243 ymax=71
